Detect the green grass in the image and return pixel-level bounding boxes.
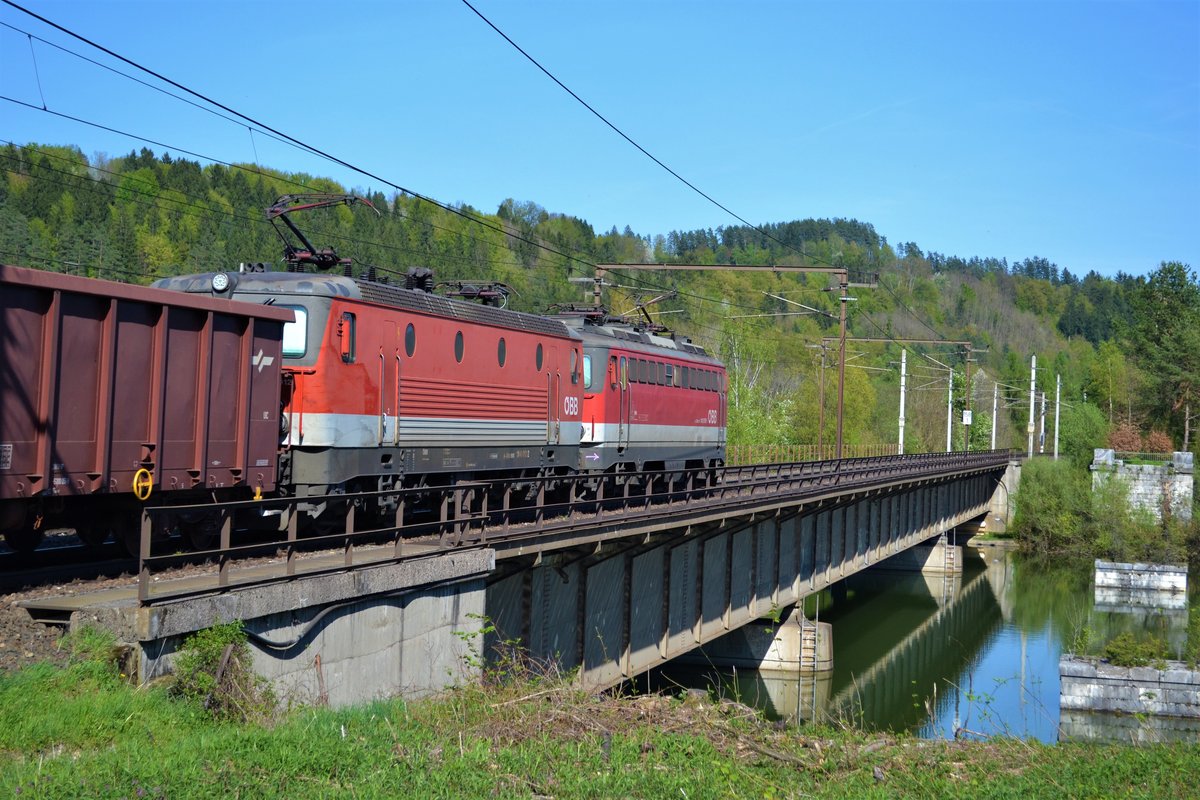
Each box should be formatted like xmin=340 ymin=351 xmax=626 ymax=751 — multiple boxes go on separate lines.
xmin=2 ymin=642 xmax=1199 ymax=799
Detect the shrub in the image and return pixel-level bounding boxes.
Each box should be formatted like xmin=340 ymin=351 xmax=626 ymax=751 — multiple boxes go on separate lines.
xmin=1012 ymin=458 xmax=1088 ymax=555
xmin=1107 ymin=421 xmax=1142 ymax=452
xmin=1103 ymin=632 xmax=1167 ymax=668
xmin=1144 ymin=430 xmax=1174 ymax=454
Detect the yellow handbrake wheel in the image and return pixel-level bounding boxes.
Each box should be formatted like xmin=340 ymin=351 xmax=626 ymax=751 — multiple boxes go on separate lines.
xmin=132 ymin=468 xmax=154 ymax=501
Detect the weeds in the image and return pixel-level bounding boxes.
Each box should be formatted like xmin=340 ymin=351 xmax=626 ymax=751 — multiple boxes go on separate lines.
xmin=1103 ymin=632 xmax=1169 ymax=668
xmin=172 ymin=621 xmax=276 ymax=723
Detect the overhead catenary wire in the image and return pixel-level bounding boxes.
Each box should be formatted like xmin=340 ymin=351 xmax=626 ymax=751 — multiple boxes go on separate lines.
xmin=0 ymin=1 xmax=606 ymax=280
xmin=4 ymin=0 xmax=956 ymax=358
xmin=460 ymin=0 xmax=955 ymax=343
xmin=0 ymin=143 xmax=518 ymax=278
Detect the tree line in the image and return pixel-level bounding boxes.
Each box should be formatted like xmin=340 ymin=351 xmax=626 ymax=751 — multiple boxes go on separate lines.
xmin=2 ymin=142 xmax=1197 ymax=456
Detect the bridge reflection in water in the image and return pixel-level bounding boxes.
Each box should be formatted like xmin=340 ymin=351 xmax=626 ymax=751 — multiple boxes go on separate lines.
xmin=653 ymin=548 xmax=1030 ymax=736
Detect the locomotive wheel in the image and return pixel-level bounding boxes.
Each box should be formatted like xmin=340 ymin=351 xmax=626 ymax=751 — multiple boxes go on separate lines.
xmin=3 ymin=528 xmax=44 ymax=553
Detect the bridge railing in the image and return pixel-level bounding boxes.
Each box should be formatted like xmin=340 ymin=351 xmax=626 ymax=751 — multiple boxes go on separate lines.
xmin=132 ymin=449 xmax=1013 ymax=604
xmin=726 ymin=443 xmax=900 ymax=465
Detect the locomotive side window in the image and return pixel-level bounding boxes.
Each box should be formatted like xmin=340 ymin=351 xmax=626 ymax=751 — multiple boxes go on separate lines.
xmin=619 ymin=356 xmax=627 ymax=388
xmin=609 ymin=356 xmax=618 ymax=390
xmin=404 ymin=323 xmax=416 ymax=356
xmin=657 ymin=361 xmax=666 ymax=385
xmin=638 ymin=359 xmax=648 ymax=383
xmin=666 ymin=363 xmax=675 ymax=387
xmin=536 ymin=343 xmax=544 ymax=371
xmin=571 ymin=349 xmax=579 ymax=384
xmin=281 ymin=305 xmax=307 ymax=358
xmin=582 ymin=355 xmax=593 ymax=389
xmin=454 ymin=331 xmax=464 ymax=363
xmin=338 ymin=312 xmax=356 ymax=363
xmin=498 ymin=337 xmax=507 ymax=367
xmin=681 ymin=366 xmax=689 ymax=389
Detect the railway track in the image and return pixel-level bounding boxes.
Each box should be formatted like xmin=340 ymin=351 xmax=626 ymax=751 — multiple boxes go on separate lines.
xmin=3 ymin=451 xmax=1013 ymax=605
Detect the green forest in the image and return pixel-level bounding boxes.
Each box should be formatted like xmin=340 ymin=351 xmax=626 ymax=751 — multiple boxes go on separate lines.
xmin=3 ymin=141 xmax=1198 ymax=461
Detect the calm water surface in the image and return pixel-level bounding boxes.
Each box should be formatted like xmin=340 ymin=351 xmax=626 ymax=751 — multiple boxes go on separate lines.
xmin=653 ymin=547 xmax=1196 ymax=743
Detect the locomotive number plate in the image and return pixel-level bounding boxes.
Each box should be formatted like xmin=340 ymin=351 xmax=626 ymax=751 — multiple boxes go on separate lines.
xmin=0 ymin=444 xmax=10 ymax=471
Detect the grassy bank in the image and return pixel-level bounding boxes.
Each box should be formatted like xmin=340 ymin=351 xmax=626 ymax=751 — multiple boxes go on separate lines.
xmin=2 ymin=632 xmax=1198 ymax=799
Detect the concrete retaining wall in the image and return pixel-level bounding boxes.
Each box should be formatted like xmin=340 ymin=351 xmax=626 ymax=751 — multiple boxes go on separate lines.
xmin=1059 ymin=708 xmax=1200 ymax=744
xmin=1060 ymin=656 xmax=1200 ymax=719
xmin=1091 ymin=450 xmax=1194 ymax=522
xmin=88 ymin=551 xmax=496 ymax=709
xmin=1094 ymin=560 xmax=1188 ymax=593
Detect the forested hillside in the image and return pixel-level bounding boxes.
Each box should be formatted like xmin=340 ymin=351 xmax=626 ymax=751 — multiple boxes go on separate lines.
xmin=3 ymin=142 xmax=1197 ymax=458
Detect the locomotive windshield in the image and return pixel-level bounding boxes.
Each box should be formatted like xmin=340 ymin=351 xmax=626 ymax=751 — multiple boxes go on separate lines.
xmin=281 ymin=305 xmax=308 ymax=357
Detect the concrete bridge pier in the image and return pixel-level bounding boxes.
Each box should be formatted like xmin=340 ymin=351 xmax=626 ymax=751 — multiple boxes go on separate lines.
xmin=688 ymin=606 xmax=834 ymax=674
xmin=874 ymin=534 xmax=963 ymax=576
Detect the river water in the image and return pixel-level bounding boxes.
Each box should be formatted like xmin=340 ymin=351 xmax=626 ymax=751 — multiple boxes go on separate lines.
xmin=651 ymin=546 xmax=1197 ymax=742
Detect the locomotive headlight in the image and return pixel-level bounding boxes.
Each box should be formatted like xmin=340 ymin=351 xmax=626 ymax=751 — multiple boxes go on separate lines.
xmin=211 ymin=272 xmax=231 ymax=293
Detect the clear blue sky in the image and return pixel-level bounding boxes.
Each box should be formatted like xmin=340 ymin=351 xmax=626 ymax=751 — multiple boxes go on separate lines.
xmin=2 ymin=0 xmax=1197 ymax=277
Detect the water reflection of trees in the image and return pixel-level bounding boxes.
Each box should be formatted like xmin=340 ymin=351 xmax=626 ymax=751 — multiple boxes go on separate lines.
xmin=1006 ymin=555 xmax=1092 ymax=649
xmin=1008 ymin=554 xmax=1195 ymax=659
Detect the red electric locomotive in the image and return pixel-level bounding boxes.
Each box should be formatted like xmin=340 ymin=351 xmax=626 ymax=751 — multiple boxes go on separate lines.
xmin=153 ymin=266 xmax=586 ymax=528
xmin=568 ymin=317 xmax=726 ymax=473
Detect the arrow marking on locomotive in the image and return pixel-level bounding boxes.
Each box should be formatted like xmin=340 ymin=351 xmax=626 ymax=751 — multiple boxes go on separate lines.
xmin=252 ymin=350 xmax=275 ymax=373
xmin=585 ymin=452 xmax=600 ymax=461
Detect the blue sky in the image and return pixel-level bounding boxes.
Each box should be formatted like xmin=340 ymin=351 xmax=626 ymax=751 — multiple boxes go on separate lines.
xmin=2 ymin=0 xmax=1197 ymax=277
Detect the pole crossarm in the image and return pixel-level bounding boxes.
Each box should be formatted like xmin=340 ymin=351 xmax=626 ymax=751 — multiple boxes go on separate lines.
xmin=594 ymin=263 xmax=852 ymax=276
xmin=820 ymin=336 xmax=972 ymax=347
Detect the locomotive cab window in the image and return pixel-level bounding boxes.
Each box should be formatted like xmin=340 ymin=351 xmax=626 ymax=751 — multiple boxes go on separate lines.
xmin=338 ymin=312 xmax=356 ymax=363
xmin=583 ymin=355 xmax=593 ymax=389
xmin=281 ymin=305 xmax=307 ymax=358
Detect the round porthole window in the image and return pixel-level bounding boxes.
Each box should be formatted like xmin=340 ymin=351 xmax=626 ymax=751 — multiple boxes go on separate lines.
xmin=498 ymin=337 xmax=507 ymax=367
xmin=535 ymin=343 xmax=544 ymax=371
xmin=454 ymin=331 xmax=464 ymax=363
xmin=404 ymin=323 xmax=416 ymax=356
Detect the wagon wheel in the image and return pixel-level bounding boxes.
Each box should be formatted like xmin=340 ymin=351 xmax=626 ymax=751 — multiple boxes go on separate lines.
xmin=3 ymin=528 xmax=44 ymax=554
xmin=74 ymin=525 xmax=111 ymax=549
xmin=179 ymin=516 xmax=221 ymax=552
xmin=119 ymin=515 xmax=153 ymax=558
